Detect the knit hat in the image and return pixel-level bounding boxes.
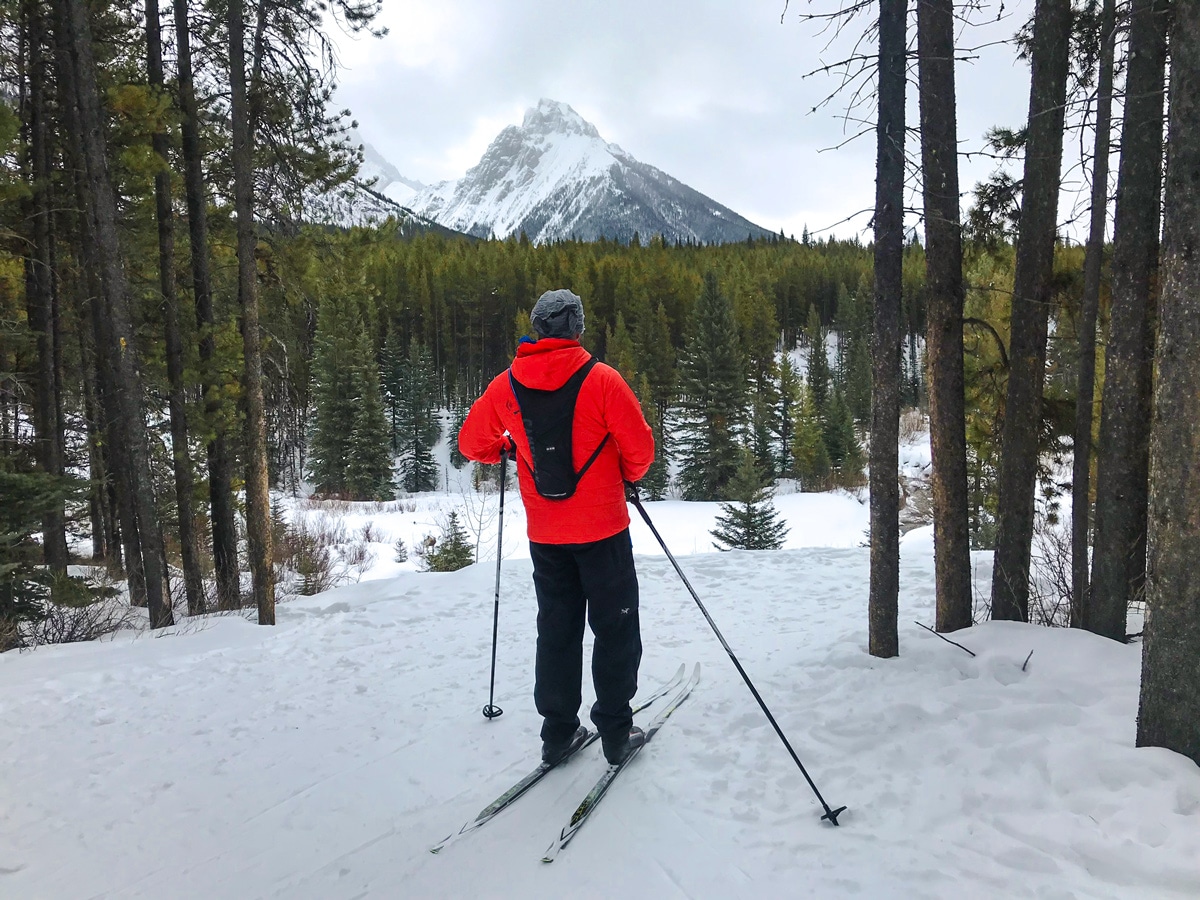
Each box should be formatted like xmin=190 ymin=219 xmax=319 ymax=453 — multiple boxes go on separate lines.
xmin=530 ymin=289 xmax=585 ymax=339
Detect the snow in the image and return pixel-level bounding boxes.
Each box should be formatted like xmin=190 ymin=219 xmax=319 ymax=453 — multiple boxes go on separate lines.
xmin=4 ymin=469 xmax=1199 ymax=898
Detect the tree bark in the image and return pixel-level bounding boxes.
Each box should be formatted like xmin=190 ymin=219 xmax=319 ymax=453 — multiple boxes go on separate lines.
xmin=22 ymin=1 xmax=69 ymax=576
xmin=53 ymin=0 xmax=174 ymax=628
xmin=989 ymin=0 xmax=1072 ymax=622
xmin=1137 ymin=0 xmax=1200 ymax=765
xmin=229 ymin=0 xmax=275 ymax=625
xmin=869 ymin=0 xmax=906 ymax=659
xmin=146 ymin=0 xmax=205 ymax=617
xmin=1071 ymin=0 xmax=1117 ymax=628
xmin=1087 ymin=0 xmax=1169 ymax=641
xmin=917 ymin=0 xmax=972 ymax=633
xmin=173 ymin=0 xmax=241 ymax=612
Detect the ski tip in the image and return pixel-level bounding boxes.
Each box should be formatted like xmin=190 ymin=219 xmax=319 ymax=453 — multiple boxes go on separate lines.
xmin=821 ymin=805 xmax=848 ymax=826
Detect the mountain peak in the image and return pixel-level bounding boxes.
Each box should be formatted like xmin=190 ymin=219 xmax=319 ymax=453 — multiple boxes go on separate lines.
xmin=406 ymin=103 xmax=774 ymax=245
xmin=521 ymin=99 xmax=600 ymax=139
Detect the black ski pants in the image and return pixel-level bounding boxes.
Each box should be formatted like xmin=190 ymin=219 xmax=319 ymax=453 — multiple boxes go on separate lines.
xmin=530 ymin=528 xmax=642 ymax=746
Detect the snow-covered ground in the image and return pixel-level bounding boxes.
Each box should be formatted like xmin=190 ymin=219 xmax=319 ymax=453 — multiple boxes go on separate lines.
xmin=4 ymin=476 xmax=1199 ymax=897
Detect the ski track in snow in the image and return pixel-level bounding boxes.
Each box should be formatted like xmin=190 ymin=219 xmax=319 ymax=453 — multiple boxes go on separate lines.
xmin=3 ymin=523 xmax=1199 ymax=899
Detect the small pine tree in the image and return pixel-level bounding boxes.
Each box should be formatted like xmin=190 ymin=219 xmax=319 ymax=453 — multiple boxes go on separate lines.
xmin=710 ymin=451 xmax=790 ymax=551
xmin=420 ymin=511 xmax=475 ymax=572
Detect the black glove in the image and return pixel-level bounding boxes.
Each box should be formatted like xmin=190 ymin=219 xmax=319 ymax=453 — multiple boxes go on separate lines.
xmin=500 ymin=436 xmax=517 ymax=460
xmin=624 ymin=480 xmax=640 ymax=503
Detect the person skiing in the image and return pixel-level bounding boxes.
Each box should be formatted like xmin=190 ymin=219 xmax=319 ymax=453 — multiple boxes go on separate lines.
xmin=458 ymin=288 xmax=655 ymax=766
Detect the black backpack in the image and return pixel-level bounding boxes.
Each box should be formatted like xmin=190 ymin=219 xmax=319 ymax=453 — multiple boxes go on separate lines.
xmin=508 ymin=357 xmax=610 ymax=500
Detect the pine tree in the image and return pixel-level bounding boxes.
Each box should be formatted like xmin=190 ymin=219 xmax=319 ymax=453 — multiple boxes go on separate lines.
xmin=805 ymin=304 xmax=830 ymax=419
xmin=636 ymin=302 xmax=676 ymax=428
xmin=777 ymin=352 xmax=802 ymax=476
xmin=396 ymin=338 xmax=440 ymax=493
xmin=0 ymin=465 xmax=86 ymax=650
xmin=710 ymin=451 xmax=789 ymax=551
xmin=605 ymin=314 xmax=639 ymax=387
xmin=309 ymin=298 xmax=393 ymax=499
xmin=791 ymin=383 xmax=831 ymax=492
xmin=676 ymin=273 xmax=746 ymax=500
xmin=636 ymin=374 xmax=670 ymax=500
xmin=824 ymin=389 xmax=865 ymax=487
xmin=380 ymin=328 xmax=405 ymax=453
xmin=420 ymin=511 xmax=475 ymax=572
xmin=449 ymin=397 xmax=469 ymax=470
xmin=345 ymin=372 xmax=394 ymax=500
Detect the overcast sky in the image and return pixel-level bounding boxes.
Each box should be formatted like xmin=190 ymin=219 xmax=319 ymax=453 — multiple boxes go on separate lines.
xmin=330 ymin=0 xmax=1038 ymax=240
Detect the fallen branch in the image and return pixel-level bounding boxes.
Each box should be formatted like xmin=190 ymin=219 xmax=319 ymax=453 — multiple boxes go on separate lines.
xmin=914 ymin=621 xmax=977 ymax=657
xmin=1022 ymin=649 xmax=1034 ymax=672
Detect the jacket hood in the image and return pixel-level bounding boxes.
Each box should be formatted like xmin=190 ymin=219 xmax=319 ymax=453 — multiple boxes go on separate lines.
xmin=511 ymin=338 xmax=591 ymax=391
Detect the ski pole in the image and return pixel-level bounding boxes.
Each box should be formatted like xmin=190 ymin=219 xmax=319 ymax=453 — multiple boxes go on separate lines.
xmin=482 ymin=446 xmax=509 ymax=720
xmin=626 ymin=484 xmax=846 ymax=825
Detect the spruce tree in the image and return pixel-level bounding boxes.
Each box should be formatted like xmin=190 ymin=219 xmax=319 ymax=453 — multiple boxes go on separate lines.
xmin=676 ymin=273 xmax=746 ymax=500
xmin=421 ymin=511 xmax=475 ymax=572
xmin=824 ymin=390 xmax=865 ymax=488
xmin=636 ymin=374 xmax=670 ymax=499
xmin=0 ymin=465 xmax=85 ymax=649
xmin=791 ymin=383 xmax=831 ymax=491
xmin=805 ymin=305 xmax=831 ymax=419
xmin=777 ymin=353 xmax=802 ymax=476
xmin=380 ymin=328 xmax=405 ymax=453
xmin=309 ymin=298 xmax=393 ymax=499
xmin=396 ymin=338 xmax=440 ymax=493
xmin=710 ymin=451 xmax=790 ymax=551
xmin=605 ymin=314 xmax=639 ymax=387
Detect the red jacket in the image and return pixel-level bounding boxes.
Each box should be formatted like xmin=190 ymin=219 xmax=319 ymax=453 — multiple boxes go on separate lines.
xmin=458 ymin=338 xmax=655 ymax=544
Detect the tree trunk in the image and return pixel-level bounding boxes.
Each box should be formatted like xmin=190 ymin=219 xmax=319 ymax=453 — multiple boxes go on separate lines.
xmin=53 ymin=0 xmax=174 ymax=628
xmin=1071 ymin=0 xmax=1117 ymax=628
xmin=229 ymin=0 xmax=275 ymax=625
xmin=917 ymin=0 xmax=972 ymax=633
xmin=146 ymin=0 xmax=205 ymax=617
xmin=1137 ymin=0 xmax=1200 ymax=765
xmin=989 ymin=0 xmax=1072 ymax=622
xmin=1087 ymin=0 xmax=1169 ymax=641
xmin=78 ymin=322 xmax=114 ymax=566
xmin=868 ymin=0 xmax=906 ymax=659
xmin=53 ymin=27 xmax=143 ymax=599
xmin=173 ymin=0 xmax=241 ymax=612
xmin=23 ymin=2 xmax=69 ymax=576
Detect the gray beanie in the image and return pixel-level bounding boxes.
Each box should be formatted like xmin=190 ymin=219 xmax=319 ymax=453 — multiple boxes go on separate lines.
xmin=530 ymin=289 xmax=585 ymax=339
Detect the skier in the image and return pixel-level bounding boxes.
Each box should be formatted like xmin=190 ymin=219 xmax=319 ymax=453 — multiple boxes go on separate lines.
xmin=459 ymin=288 xmax=656 ymax=766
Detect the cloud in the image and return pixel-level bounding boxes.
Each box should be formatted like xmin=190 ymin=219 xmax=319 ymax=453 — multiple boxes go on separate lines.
xmin=331 ymin=0 xmax=1037 ymax=238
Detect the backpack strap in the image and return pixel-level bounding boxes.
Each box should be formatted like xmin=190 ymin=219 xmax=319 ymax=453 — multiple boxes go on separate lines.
xmin=575 ymin=432 xmax=610 ymax=482
xmin=507 ymin=356 xmax=610 ymax=484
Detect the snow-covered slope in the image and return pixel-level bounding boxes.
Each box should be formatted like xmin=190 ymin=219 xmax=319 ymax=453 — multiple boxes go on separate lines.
xmin=3 ymin=496 xmax=1199 ymax=898
xmin=407 ymin=99 xmax=776 ymax=244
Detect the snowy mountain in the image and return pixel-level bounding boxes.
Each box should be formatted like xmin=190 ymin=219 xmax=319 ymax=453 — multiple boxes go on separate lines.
xmin=406 ymin=99 xmax=777 ymax=244
xmin=304 ymin=137 xmax=463 ymax=238
xmin=354 ymin=132 xmax=427 ymax=207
